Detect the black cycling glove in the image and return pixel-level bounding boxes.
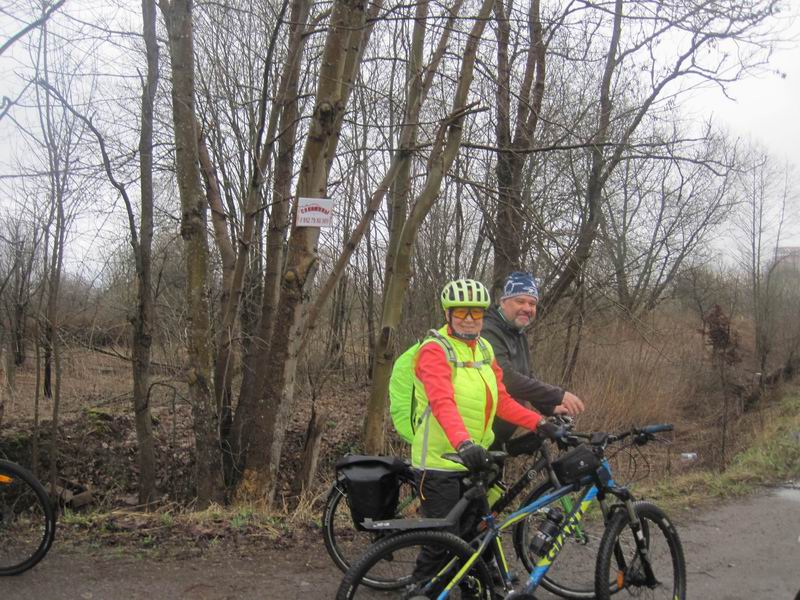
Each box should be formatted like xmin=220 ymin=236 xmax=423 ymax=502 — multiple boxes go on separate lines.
xmin=457 ymin=440 xmax=491 ymax=472
xmin=536 ymin=420 xmax=566 ymax=441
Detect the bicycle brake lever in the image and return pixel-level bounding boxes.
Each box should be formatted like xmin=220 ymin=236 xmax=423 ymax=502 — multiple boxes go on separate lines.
xmin=554 ymin=415 xmax=575 ymax=429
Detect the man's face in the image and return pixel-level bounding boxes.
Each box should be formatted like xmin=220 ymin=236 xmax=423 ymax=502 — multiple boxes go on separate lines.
xmin=499 ymin=295 xmax=538 ymax=329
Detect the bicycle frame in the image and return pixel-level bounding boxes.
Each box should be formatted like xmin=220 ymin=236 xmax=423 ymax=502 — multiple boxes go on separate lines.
xmin=487 ymin=454 xmax=548 ymax=515
xmin=436 ymin=459 xmax=618 ymax=599
xmin=514 ymin=479 xmax=604 ymax=592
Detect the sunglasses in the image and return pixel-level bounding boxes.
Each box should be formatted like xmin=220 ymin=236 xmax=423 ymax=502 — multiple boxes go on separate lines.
xmin=450 ymin=307 xmax=485 ymax=320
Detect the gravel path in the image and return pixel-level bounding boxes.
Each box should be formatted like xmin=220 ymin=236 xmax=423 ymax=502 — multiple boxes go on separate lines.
xmin=3 ymin=485 xmax=799 ymax=599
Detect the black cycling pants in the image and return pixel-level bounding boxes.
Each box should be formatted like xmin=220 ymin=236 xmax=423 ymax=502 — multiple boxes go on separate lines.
xmin=412 ymin=469 xmax=481 ymax=580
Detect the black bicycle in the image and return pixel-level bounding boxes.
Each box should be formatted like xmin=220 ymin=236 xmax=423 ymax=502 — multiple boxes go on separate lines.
xmin=0 ymin=459 xmax=57 ymax=575
xmin=324 ymin=417 xmax=618 ymax=597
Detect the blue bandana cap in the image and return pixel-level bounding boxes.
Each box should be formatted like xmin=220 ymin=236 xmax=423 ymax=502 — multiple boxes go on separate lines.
xmin=500 ymin=272 xmax=539 ymax=301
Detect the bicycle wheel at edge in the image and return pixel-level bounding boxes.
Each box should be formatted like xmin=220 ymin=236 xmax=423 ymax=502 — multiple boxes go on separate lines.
xmin=322 ymin=476 xmax=420 ymax=589
xmin=0 ymin=460 xmax=57 ymax=576
xmin=594 ymin=501 xmax=686 ymax=600
xmin=336 ymin=529 xmax=493 ymax=600
xmin=512 ymin=480 xmax=610 ymax=599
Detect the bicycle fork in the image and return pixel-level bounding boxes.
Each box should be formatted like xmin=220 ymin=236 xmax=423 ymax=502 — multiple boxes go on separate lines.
xmin=613 ymin=499 xmax=659 ymax=589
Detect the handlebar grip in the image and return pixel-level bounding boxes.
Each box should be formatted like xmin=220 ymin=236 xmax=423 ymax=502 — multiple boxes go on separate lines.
xmin=641 ymin=424 xmax=673 ymax=434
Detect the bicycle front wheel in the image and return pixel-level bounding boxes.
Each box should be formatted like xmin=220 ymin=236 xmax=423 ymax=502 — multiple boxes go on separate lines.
xmin=322 ymin=476 xmax=419 ymax=589
xmin=594 ymin=501 xmax=686 ymax=600
xmin=513 ymin=481 xmax=607 ymax=599
xmin=0 ymin=460 xmax=57 ymax=575
xmin=337 ymin=529 xmax=493 ymax=600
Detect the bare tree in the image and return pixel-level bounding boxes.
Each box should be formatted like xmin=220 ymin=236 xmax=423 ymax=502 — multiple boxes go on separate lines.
xmin=598 ymin=127 xmax=738 ymax=314
xmin=225 ymin=0 xmax=313 ymax=485
xmin=489 ymin=0 xmax=547 ymax=294
xmin=366 ymin=0 xmax=495 ymax=454
xmin=543 ymin=0 xmax=780 ymax=310
xmin=235 ymin=0 xmax=376 ymax=503
xmin=35 ymin=0 xmax=162 ymax=504
xmin=131 ymin=0 xmax=160 ymax=506
xmin=732 ymin=148 xmax=797 ymax=374
xmin=159 ymin=0 xmax=225 ymax=506
xmin=0 ymin=214 xmax=42 ymax=428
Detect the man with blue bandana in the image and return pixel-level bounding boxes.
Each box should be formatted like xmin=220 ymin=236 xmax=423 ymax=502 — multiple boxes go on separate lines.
xmin=481 ymin=272 xmax=586 ymax=449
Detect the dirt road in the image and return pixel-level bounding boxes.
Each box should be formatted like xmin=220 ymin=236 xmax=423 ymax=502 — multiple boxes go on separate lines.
xmin=3 ymin=485 xmax=799 ymax=599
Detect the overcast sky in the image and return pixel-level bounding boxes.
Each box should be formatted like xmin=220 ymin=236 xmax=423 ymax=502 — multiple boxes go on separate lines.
xmin=685 ymin=21 xmax=800 ymax=167
xmin=2 ymin=4 xmax=798 ymax=255
xmin=683 ymin=17 xmax=800 ymax=248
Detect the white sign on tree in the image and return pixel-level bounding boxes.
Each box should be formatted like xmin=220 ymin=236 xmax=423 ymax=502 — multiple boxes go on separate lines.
xmin=296 ymin=197 xmax=335 ymax=227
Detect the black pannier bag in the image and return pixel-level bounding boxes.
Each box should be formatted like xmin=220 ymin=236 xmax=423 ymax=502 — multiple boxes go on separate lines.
xmin=335 ymin=455 xmax=409 ymax=530
xmin=551 ymin=444 xmax=600 ymax=484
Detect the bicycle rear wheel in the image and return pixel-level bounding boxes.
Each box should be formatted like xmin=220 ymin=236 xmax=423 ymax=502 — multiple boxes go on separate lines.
xmin=0 ymin=460 xmax=56 ymax=575
xmin=512 ymin=481 xmax=608 ymax=599
xmin=322 ymin=476 xmax=419 ymax=589
xmin=594 ymin=501 xmax=686 ymax=600
xmin=336 ymin=529 xmax=493 ymax=600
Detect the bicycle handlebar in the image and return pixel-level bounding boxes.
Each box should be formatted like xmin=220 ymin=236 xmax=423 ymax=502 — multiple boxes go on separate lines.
xmin=555 ymin=423 xmax=674 ymax=450
xmin=639 ymin=424 xmax=673 ymax=435
xmin=441 ymin=451 xmax=507 ymax=473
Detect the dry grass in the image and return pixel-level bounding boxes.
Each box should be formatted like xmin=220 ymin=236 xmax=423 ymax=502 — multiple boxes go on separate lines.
xmin=637 ymin=385 xmax=800 ymax=512
xmin=535 ymin=309 xmax=709 ymax=433
xmin=2 ymin=346 xmax=135 ymax=423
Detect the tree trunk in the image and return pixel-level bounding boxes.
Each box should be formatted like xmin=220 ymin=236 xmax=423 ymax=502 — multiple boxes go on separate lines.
xmin=290 ymin=404 xmax=328 ymax=496
xmin=237 ymin=0 xmax=371 ymax=504
xmin=161 ymin=0 xmax=225 ymax=507
xmin=13 ymin=300 xmax=26 ymax=366
xmin=365 ymin=0 xmax=494 ymax=454
xmin=0 ymin=336 xmax=7 ymax=429
xmin=131 ymin=0 xmax=160 ymax=507
xmin=32 ymin=315 xmax=42 ymax=474
xmin=46 ymin=185 xmax=65 ymax=494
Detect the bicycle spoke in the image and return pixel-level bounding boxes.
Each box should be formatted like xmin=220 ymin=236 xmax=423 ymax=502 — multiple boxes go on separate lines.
xmin=338 ymin=531 xmax=492 ymax=599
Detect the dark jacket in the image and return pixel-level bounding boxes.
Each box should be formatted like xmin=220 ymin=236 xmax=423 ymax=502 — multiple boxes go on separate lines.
xmin=481 ymin=305 xmax=564 ymax=446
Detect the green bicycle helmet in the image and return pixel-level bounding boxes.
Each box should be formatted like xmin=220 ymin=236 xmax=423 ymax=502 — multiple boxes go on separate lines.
xmin=440 ymin=279 xmax=491 ymax=310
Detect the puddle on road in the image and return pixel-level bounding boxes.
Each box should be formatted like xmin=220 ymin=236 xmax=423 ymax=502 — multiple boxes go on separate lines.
xmin=773 ymin=485 xmax=800 ymax=503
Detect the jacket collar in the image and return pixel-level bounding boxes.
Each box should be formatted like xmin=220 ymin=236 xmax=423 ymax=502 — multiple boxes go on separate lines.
xmin=445 ymin=324 xmax=478 ymax=348
xmin=489 ymin=304 xmax=525 ymax=336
